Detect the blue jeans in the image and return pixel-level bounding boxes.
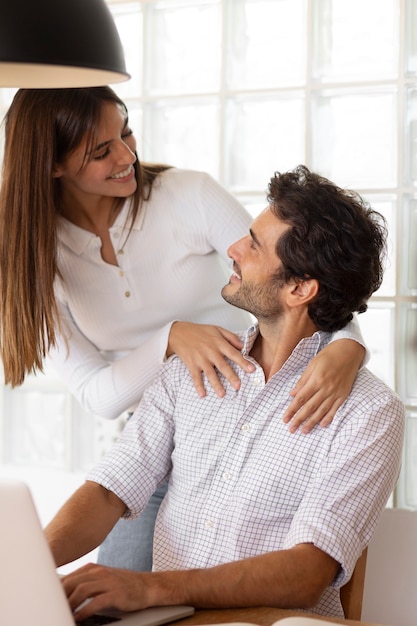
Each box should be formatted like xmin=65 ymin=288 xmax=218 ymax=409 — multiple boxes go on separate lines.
xmin=97 ymin=481 xmax=168 ymax=571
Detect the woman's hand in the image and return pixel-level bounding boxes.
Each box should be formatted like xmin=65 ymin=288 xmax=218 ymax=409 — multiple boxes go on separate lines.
xmin=167 ymin=322 xmax=255 ymax=398
xmin=283 ymin=339 xmax=365 ymax=434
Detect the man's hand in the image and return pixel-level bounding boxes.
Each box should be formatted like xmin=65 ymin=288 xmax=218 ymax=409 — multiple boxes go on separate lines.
xmin=62 ymin=564 xmax=150 ymax=622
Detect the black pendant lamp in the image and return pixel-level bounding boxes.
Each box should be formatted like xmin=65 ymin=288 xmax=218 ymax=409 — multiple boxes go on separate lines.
xmin=0 ymin=0 xmax=130 ymax=88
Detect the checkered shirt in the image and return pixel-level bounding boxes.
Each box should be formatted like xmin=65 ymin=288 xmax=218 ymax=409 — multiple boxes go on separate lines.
xmin=88 ymin=324 xmax=404 ymax=617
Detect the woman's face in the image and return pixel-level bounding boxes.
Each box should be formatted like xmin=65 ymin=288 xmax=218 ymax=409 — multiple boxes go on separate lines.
xmin=53 ymin=101 xmax=138 ymax=204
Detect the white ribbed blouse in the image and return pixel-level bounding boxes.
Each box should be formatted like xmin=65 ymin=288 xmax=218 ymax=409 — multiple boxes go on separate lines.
xmin=50 ymin=169 xmax=252 ymax=419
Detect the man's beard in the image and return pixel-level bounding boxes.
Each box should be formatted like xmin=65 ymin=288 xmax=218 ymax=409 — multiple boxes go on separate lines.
xmin=221 ymin=278 xmax=285 ymax=321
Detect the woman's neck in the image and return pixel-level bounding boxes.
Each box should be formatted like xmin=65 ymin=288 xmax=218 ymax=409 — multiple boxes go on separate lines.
xmin=59 ymin=192 xmax=122 ymax=235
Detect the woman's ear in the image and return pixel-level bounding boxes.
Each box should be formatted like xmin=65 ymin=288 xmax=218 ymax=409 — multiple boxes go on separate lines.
xmin=52 ymin=164 xmax=63 ymax=179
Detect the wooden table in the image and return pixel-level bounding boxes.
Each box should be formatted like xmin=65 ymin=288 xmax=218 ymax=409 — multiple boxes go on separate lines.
xmin=175 ymin=606 xmax=387 ymax=626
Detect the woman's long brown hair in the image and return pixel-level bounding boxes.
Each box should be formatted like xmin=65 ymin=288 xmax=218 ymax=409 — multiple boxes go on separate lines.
xmin=0 ymin=87 xmax=169 ymax=387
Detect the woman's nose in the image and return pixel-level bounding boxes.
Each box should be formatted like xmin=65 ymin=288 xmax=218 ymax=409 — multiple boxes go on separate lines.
xmin=116 ymin=140 xmax=136 ymax=164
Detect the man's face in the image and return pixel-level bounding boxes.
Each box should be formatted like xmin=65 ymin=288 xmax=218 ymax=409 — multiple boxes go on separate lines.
xmin=222 ymin=207 xmax=291 ymax=320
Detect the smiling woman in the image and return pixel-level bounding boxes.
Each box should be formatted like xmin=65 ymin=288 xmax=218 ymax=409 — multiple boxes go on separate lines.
xmin=52 ymin=100 xmax=138 ymax=265
xmin=0 ymin=85 xmax=254 ymax=573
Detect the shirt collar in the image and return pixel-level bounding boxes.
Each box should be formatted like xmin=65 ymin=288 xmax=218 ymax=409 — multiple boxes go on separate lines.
xmin=240 ymin=322 xmax=332 ymax=361
xmin=57 ymin=199 xmax=146 ymax=256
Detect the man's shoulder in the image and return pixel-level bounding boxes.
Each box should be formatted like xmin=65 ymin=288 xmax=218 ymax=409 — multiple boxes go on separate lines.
xmin=351 ymin=367 xmax=404 ymax=414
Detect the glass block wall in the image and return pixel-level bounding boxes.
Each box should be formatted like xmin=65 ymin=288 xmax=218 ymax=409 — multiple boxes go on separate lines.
xmin=0 ymin=0 xmax=416 ymax=509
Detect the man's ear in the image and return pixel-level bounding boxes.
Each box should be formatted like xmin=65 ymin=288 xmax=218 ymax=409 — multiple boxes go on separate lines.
xmin=288 ymin=278 xmax=319 ymax=307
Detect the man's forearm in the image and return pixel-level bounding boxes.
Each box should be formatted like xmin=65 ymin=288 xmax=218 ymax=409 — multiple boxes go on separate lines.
xmin=44 ymin=480 xmax=126 ymax=567
xmin=61 ymin=542 xmax=340 ymax=621
xmin=147 ymin=544 xmax=339 ymax=610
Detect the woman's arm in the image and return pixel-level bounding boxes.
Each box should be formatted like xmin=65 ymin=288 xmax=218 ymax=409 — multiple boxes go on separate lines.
xmin=283 ymin=317 xmax=367 ymax=433
xmin=167 ymin=321 xmax=255 ymax=398
xmin=49 ymin=301 xmax=176 ymax=419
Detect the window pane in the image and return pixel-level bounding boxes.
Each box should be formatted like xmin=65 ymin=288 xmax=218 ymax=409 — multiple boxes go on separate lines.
xmin=145 ymin=0 xmax=221 ymax=95
xmin=226 ymin=0 xmax=306 ymax=89
xmin=72 ymin=408 xmax=125 ymax=472
xmin=402 ymin=196 xmax=417 ymax=295
xmin=312 ymin=88 xmax=397 ymax=188
xmin=109 ymin=3 xmax=142 ymax=97
xmin=400 ymin=412 xmax=417 ymax=508
xmin=144 ymin=100 xmax=219 ymax=177
xmin=365 ymin=196 xmax=396 ymax=297
xmin=404 ymin=86 xmax=417 ymax=185
xmin=405 ymin=0 xmax=417 ymax=75
xmin=399 ymin=304 xmax=417 ymax=404
xmin=359 ymin=304 xmax=395 ymax=388
xmin=313 ymin=0 xmax=398 ymax=82
xmin=224 ymin=94 xmax=305 ymax=192
xmin=3 ymin=388 xmax=69 ymax=469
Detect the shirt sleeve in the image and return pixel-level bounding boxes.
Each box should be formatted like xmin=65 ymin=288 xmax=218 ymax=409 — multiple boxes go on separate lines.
xmin=195 ymin=171 xmax=252 ymax=259
xmin=329 ymin=315 xmax=370 ymax=367
xmin=282 ymin=378 xmax=404 ymax=586
xmin=49 ymin=298 xmax=175 ymax=419
xmin=86 ymin=357 xmax=182 ymax=515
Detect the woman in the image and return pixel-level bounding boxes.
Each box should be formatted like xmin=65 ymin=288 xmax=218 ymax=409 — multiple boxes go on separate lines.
xmin=0 ymin=87 xmax=365 ymax=570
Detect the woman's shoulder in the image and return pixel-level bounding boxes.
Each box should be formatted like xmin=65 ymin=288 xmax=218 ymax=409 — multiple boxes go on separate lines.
xmin=146 ymin=166 xmax=249 ymax=227
xmin=158 ymin=166 xmax=215 ymax=188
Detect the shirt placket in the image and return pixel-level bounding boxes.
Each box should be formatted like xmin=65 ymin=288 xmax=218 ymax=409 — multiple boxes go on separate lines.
xmin=111 ymin=230 xmax=140 ymax=309
xmin=198 ymin=364 xmax=266 ymax=547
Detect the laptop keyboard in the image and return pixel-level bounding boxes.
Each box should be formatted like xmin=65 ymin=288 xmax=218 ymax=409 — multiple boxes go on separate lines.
xmin=76 ymin=615 xmax=122 ymax=625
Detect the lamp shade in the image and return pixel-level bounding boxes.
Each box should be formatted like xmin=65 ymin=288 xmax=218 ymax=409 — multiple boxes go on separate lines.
xmin=0 ymin=0 xmax=130 ymax=88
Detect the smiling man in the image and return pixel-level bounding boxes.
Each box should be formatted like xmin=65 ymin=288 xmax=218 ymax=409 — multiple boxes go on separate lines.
xmin=45 ymin=165 xmax=404 ymax=621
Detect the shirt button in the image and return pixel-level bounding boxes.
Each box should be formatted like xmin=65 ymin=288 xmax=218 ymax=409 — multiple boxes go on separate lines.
xmin=222 ymin=471 xmax=231 ymax=481
xmin=241 ymin=424 xmax=250 ymax=432
xmin=253 ymin=377 xmax=263 ymax=386
xmin=205 ymin=520 xmax=214 ymax=529
xmin=125 ymin=291 xmax=131 ymax=298
xmin=119 ymin=270 xmax=124 ymax=277
xmin=118 ymin=249 xmax=124 ymax=255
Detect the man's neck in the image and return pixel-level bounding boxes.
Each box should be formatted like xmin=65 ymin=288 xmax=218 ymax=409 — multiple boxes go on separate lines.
xmin=250 ymin=314 xmax=318 ymax=381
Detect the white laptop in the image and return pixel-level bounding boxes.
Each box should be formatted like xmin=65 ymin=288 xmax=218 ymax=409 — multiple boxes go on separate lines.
xmin=0 ymin=478 xmax=194 ymax=626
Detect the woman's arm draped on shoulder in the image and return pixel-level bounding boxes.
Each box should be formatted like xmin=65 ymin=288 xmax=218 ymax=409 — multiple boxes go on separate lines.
xmin=164 ymin=172 xmax=255 ymax=398
xmin=284 ymin=316 xmax=367 ymax=433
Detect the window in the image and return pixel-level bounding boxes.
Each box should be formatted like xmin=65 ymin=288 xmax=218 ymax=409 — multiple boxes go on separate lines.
xmin=0 ymin=0 xmax=416 ymax=510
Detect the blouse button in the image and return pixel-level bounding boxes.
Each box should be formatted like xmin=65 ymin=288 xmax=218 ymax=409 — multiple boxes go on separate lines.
xmin=125 ymin=291 xmax=131 ymax=298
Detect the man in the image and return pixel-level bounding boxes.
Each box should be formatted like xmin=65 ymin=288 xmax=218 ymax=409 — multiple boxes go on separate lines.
xmin=45 ymin=165 xmax=404 ymax=621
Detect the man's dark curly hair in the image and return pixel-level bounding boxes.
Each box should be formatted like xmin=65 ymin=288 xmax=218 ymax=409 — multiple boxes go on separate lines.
xmin=268 ymin=165 xmax=387 ymax=332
